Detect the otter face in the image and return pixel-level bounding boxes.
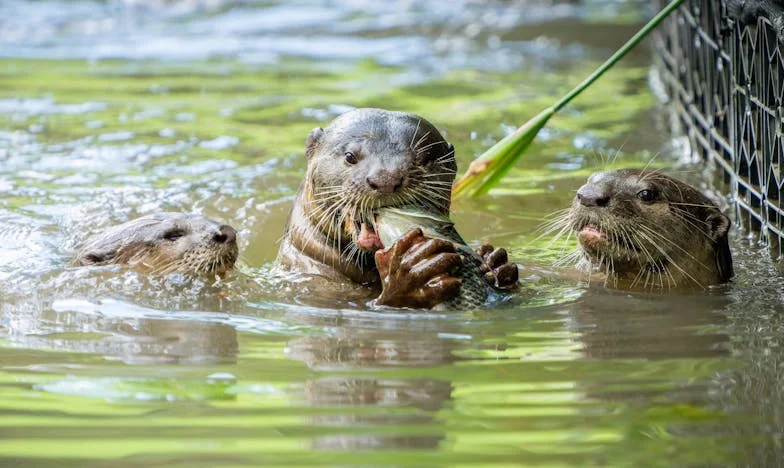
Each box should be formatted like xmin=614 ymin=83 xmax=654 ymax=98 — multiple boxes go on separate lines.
xmin=554 ymin=169 xmax=733 ymax=289
xmin=302 ymin=108 xmax=456 ymax=259
xmin=73 ymin=213 xmax=239 ymax=278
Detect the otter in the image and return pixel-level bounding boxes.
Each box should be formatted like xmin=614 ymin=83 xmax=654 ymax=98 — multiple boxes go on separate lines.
xmin=73 ymin=212 xmax=238 ymax=278
xmin=277 ymin=108 xmax=518 ymax=308
xmin=551 ymin=169 xmax=733 ymax=289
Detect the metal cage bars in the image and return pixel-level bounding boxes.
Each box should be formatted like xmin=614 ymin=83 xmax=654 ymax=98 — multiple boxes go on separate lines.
xmin=654 ymin=0 xmax=784 ymax=258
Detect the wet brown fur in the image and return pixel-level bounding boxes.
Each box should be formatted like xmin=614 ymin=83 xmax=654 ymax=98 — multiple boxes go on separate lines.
xmin=73 ymin=213 xmax=238 ymax=278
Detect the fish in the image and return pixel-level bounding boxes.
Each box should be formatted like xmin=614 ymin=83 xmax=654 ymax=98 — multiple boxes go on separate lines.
xmin=374 ymin=207 xmax=494 ymax=309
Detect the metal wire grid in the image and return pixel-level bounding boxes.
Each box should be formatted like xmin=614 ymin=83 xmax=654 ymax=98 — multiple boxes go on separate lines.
xmin=653 ymin=0 xmax=784 ymax=258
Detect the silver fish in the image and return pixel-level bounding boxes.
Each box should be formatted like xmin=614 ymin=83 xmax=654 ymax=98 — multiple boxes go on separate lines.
xmin=374 ymin=207 xmax=494 ymax=309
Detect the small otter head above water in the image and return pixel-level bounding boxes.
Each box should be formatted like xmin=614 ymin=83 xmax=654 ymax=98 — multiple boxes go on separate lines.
xmin=73 ymin=213 xmax=238 ymax=278
xmin=297 ymin=108 xmax=456 ymax=260
xmin=553 ymin=169 xmax=733 ymax=289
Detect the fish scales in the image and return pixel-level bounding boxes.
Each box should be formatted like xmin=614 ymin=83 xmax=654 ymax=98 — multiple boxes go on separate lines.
xmin=374 ymin=207 xmax=493 ymax=309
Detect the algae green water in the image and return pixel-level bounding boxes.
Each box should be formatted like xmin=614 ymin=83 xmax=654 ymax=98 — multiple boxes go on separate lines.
xmin=1 ymin=1 xmax=784 ymax=466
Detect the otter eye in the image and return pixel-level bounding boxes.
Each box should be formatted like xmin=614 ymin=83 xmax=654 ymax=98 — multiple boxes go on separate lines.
xmin=636 ymin=189 xmax=658 ymax=203
xmin=344 ymin=151 xmax=358 ymax=164
xmin=162 ymin=228 xmax=186 ymax=241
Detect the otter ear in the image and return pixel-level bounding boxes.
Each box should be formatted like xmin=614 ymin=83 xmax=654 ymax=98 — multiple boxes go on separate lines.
xmin=420 ymin=141 xmax=455 ymax=165
xmin=707 ymin=212 xmax=730 ymax=241
xmin=707 ymin=212 xmax=734 ymax=282
xmin=305 ymin=127 xmax=324 ymax=159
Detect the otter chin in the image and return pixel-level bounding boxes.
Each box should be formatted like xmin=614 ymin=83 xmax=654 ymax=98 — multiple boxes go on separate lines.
xmin=554 ymin=169 xmax=733 ymax=289
xmin=73 ymin=213 xmax=239 ymax=278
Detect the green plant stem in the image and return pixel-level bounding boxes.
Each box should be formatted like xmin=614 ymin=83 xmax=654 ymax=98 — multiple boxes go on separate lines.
xmin=452 ymin=0 xmax=684 ymax=199
xmin=552 ymin=0 xmax=683 ymax=112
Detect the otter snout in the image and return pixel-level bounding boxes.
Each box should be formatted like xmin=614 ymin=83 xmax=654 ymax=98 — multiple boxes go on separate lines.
xmin=366 ymin=169 xmax=404 ymax=193
xmin=576 ymin=184 xmax=610 ymax=207
xmin=213 ymin=225 xmax=236 ymax=245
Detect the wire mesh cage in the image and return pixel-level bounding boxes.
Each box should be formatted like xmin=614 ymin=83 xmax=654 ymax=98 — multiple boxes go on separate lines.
xmin=653 ymin=0 xmax=784 ymax=259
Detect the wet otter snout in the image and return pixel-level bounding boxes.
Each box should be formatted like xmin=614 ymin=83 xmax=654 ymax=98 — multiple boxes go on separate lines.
xmin=576 ymin=183 xmax=610 ymax=207
xmin=366 ymin=168 xmax=405 ymax=194
xmin=352 ymin=162 xmax=409 ymax=253
xmin=213 ymin=224 xmax=236 ymax=245
xmin=549 ymin=169 xmax=734 ymax=289
xmin=574 ymin=182 xmax=613 ymax=249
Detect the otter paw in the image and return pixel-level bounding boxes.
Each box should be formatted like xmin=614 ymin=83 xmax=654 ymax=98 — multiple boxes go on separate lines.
xmin=375 ymin=227 xmax=462 ymax=308
xmin=476 ymin=244 xmax=519 ymax=290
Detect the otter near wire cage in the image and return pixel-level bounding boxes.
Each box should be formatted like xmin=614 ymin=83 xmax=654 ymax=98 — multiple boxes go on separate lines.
xmin=653 ymin=0 xmax=784 ymax=259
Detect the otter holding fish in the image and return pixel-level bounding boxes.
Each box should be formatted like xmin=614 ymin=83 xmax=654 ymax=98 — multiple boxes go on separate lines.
xmin=277 ymin=108 xmax=518 ymax=308
xmin=73 ymin=212 xmax=238 ymax=278
xmin=548 ymin=169 xmax=733 ymax=289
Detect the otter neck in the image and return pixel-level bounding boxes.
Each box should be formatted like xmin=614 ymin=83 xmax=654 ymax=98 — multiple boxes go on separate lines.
xmin=589 ymin=249 xmax=717 ymax=289
xmin=284 ymin=181 xmax=378 ymax=284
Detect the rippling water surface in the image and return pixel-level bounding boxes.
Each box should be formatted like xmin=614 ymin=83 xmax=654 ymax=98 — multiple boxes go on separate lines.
xmin=1 ymin=0 xmax=783 ymax=466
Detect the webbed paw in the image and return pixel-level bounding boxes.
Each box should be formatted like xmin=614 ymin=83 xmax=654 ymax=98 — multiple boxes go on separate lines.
xmin=476 ymin=244 xmax=519 ymax=290
xmin=375 ymin=228 xmax=462 ymax=308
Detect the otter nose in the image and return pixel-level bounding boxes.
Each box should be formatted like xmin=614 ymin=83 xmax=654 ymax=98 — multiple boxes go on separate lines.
xmin=213 ymin=225 xmax=236 ymax=244
xmin=366 ymin=170 xmax=404 ymax=193
xmin=577 ymin=184 xmax=610 ymax=207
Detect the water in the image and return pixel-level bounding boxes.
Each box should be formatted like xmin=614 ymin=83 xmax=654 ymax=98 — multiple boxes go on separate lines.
xmin=1 ymin=0 xmax=782 ymax=465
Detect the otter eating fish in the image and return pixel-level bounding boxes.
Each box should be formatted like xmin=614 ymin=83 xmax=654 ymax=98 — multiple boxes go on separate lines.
xmin=277 ymin=108 xmax=518 ymax=308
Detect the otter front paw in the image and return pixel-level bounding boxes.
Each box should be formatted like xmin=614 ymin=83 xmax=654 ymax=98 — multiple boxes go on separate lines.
xmin=374 ymin=228 xmax=462 ymax=308
xmin=476 ymin=244 xmax=519 ymax=290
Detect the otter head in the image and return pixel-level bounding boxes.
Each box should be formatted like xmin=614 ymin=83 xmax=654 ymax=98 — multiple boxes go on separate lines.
xmin=301 ymin=108 xmax=456 ymax=261
xmin=73 ymin=213 xmax=239 ymax=278
xmin=564 ymin=169 xmax=733 ymax=289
